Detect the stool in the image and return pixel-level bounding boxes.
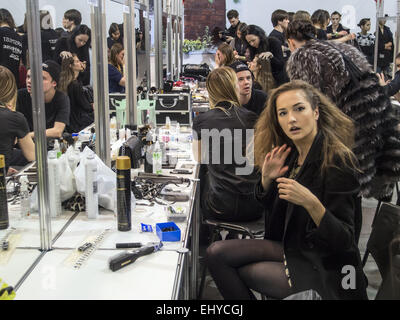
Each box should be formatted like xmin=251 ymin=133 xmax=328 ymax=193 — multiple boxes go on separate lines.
xmin=197 ymin=216 xmax=265 ymax=299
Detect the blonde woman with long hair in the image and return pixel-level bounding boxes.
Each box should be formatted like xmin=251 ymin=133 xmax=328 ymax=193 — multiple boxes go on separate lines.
xmin=206 ymin=80 xmax=368 ymax=300
xmin=192 ymin=66 xmax=264 ymax=222
xmin=0 ymin=66 xmax=35 ymax=174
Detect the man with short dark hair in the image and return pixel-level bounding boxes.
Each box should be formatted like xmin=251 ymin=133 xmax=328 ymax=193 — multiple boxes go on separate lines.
xmin=62 ymin=9 xmax=82 ymax=36
xmin=229 ymin=61 xmax=268 ymax=116
xmin=16 ymin=60 xmax=70 ymax=138
xmin=269 ymin=9 xmax=291 ymax=62
xmin=226 ymin=9 xmax=240 ymax=43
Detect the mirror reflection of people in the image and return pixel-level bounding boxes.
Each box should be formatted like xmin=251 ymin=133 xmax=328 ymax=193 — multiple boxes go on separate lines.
xmin=0 ymin=9 xmax=23 ymax=87
xmin=0 ymin=66 xmax=35 ymax=175
xmin=54 ymin=24 xmax=91 ymax=86
xmin=17 ymin=61 xmax=70 ymax=139
xmin=59 ymin=54 xmax=94 ymax=133
xmin=61 ymin=9 xmax=82 ymax=37
xmin=107 ymin=23 xmax=123 ymax=50
xmin=206 ymin=80 xmax=368 ymax=300
xmin=108 ymin=43 xmax=125 ymax=93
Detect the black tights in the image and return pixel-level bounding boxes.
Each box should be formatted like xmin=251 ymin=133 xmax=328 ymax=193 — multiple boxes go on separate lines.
xmin=206 ymin=239 xmax=292 ymax=300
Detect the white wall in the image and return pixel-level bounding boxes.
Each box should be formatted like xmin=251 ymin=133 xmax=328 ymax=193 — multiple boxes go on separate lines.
xmin=225 ymin=0 xmax=399 ymax=35
xmin=5 ymin=0 xmax=140 ymax=31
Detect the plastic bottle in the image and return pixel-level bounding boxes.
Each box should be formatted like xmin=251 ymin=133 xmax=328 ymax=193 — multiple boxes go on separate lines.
xmin=165 ymin=116 xmax=171 ymax=130
xmin=53 ymin=139 xmax=62 ymax=158
xmin=48 ymin=151 xmax=62 ymax=218
xmin=85 ymin=154 xmax=98 ymax=219
xmin=19 ymin=176 xmax=30 ymax=218
xmin=0 ymin=155 xmax=9 ymax=230
xmin=152 ymin=140 xmax=162 ymax=175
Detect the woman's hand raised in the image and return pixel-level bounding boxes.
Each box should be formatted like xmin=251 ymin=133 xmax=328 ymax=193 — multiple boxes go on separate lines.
xmin=261 ymin=145 xmax=291 ymax=190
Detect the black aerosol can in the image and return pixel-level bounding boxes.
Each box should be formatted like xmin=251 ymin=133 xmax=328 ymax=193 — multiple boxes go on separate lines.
xmin=117 ymin=156 xmax=131 ymax=231
xmin=0 ymin=155 xmax=9 ymax=230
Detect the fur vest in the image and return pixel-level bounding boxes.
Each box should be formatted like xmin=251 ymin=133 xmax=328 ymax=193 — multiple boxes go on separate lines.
xmin=287 ymin=40 xmax=400 ymax=200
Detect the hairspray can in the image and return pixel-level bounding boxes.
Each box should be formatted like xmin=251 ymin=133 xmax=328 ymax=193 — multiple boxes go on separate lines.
xmin=85 ymin=154 xmax=98 ymax=219
xmin=0 ymin=155 xmax=9 ymax=230
xmin=117 ymin=156 xmax=131 ymax=231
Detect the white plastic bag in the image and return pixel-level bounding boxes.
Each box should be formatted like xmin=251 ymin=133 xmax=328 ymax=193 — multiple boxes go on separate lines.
xmin=30 ymin=152 xmax=76 ymax=213
xmin=75 ymin=147 xmax=117 ymax=211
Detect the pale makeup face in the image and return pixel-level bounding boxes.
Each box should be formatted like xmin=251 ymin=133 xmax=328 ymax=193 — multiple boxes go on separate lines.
xmin=75 ymin=34 xmax=89 ymax=48
xmin=331 ymin=14 xmax=341 ymax=27
xmin=72 ymin=56 xmax=84 ymax=72
xmin=245 ymin=34 xmax=260 ymax=48
xmin=276 ymin=90 xmax=319 ymax=143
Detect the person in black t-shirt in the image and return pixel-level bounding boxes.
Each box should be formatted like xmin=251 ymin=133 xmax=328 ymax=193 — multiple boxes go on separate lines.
xmin=192 ymin=67 xmax=264 ymax=222
xmin=269 ymin=10 xmax=291 ymax=62
xmin=229 ymin=61 xmax=268 ymax=116
xmin=0 ymin=9 xmax=23 ymax=86
xmin=17 ymin=60 xmax=70 ymax=139
xmin=0 ymin=66 xmax=35 ymax=173
xmin=226 ymin=9 xmax=240 ymax=44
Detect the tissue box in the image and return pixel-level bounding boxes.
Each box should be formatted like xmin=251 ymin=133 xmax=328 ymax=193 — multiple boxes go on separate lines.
xmin=156 ymin=222 xmax=181 ymax=242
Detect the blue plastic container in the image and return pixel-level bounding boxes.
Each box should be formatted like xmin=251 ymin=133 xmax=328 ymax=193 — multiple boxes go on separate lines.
xmin=156 ymin=222 xmax=181 ymax=242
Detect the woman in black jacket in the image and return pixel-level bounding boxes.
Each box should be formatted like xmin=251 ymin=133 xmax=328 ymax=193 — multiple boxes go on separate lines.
xmin=242 ymin=24 xmax=288 ymax=85
xmin=54 ymin=24 xmax=91 ymax=86
xmin=206 ymin=80 xmax=368 ymax=300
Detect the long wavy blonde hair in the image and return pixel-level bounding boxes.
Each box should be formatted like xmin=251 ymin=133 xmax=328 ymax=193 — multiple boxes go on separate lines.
xmin=254 ymin=80 xmax=359 ymax=173
xmin=206 ymin=66 xmax=241 ymax=110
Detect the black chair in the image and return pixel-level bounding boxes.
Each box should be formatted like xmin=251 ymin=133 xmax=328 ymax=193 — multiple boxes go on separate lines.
xmin=362 ymin=182 xmax=400 ymax=267
xmin=197 ymin=216 xmax=265 ymax=299
xmin=363 ymin=201 xmax=400 ymax=299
